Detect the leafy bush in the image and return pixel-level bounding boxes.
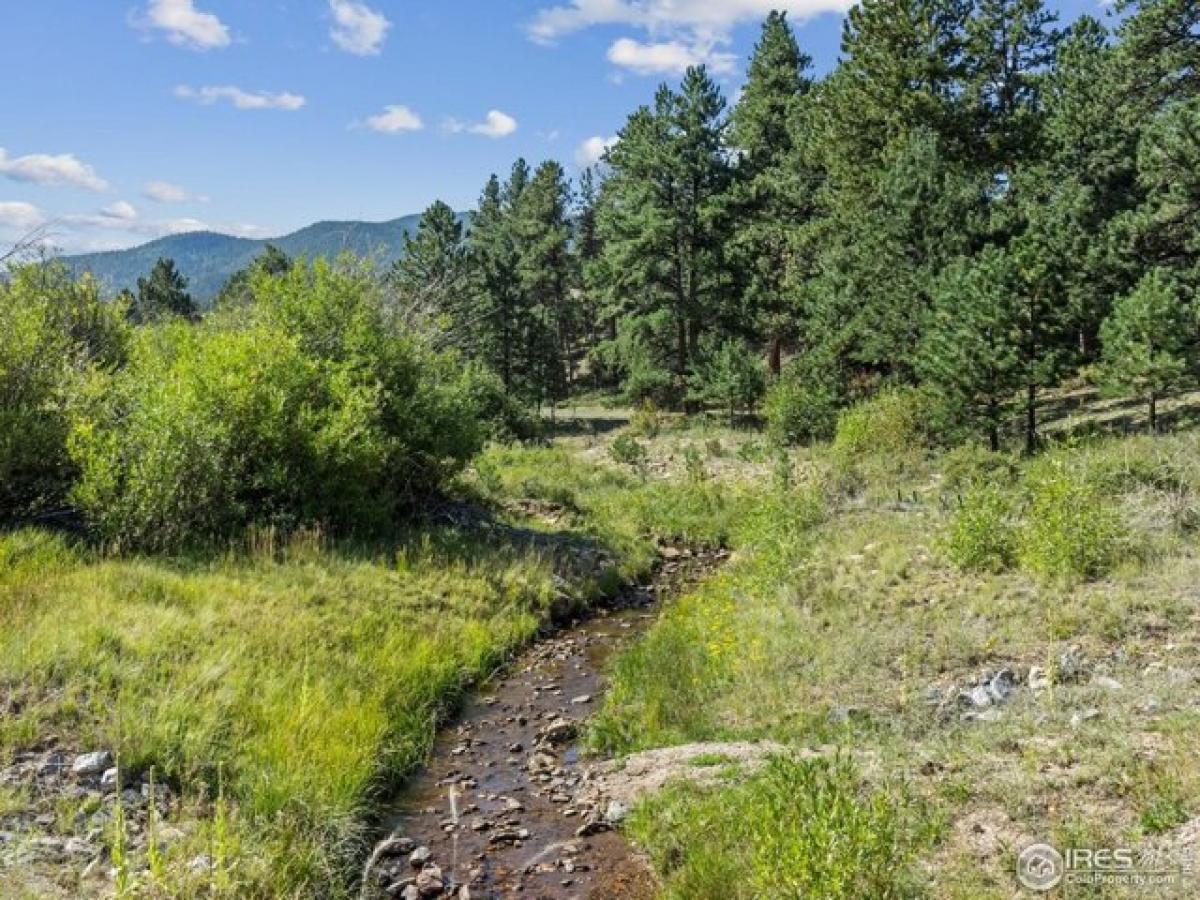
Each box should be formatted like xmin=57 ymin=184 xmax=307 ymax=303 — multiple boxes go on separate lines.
xmin=68 ymin=260 xmax=483 ymax=549
xmin=460 ymin=360 xmax=541 ymax=443
xmin=939 ymin=444 xmax=1019 ymax=496
xmin=627 ymin=756 xmax=926 ymax=900
xmin=0 ymin=264 xmax=128 ymax=520
xmin=1017 ymin=458 xmax=1128 ymax=581
xmin=943 ymin=485 xmax=1018 ymax=572
xmin=832 ymin=387 xmax=929 ymax=461
xmin=765 ymin=363 xmax=839 ymax=445
xmin=630 ymin=398 xmax=664 ymax=438
xmin=609 ymin=433 xmax=648 ymax=475
xmin=688 ymin=337 xmax=764 ymax=425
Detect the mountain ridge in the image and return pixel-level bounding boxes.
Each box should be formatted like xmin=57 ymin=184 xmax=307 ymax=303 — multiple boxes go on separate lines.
xmin=64 ymin=213 xmax=445 ymax=302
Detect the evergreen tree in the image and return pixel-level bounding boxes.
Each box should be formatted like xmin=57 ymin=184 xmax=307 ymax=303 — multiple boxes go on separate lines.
xmin=391 ymin=200 xmax=472 ymax=339
xmin=687 ymin=336 xmax=765 ymax=426
xmin=597 ymin=66 xmax=732 ymax=401
xmin=728 ymin=11 xmax=815 ymax=376
xmin=131 ymin=257 xmax=195 ymax=324
xmin=512 ymin=160 xmax=574 ymax=409
xmin=216 ymin=244 xmax=292 ymax=309
xmin=1100 ymin=269 xmax=1195 ymax=430
xmin=469 ymin=173 xmax=520 ymax=388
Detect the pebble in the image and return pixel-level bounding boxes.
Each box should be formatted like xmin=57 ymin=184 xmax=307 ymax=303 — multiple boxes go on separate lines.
xmin=71 ymin=752 xmax=113 ymax=777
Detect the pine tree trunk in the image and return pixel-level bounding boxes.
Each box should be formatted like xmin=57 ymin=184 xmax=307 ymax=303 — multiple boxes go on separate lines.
xmin=1025 ymin=384 xmax=1037 ymax=456
xmin=768 ymin=334 xmax=782 ymax=378
xmin=1149 ymin=394 xmax=1158 ymax=433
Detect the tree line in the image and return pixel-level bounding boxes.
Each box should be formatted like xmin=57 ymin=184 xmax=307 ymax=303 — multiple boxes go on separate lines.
xmin=398 ymin=0 xmax=1199 ymax=448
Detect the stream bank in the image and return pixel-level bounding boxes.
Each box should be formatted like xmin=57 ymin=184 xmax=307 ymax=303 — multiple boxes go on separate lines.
xmin=362 ymin=547 xmax=725 ymax=900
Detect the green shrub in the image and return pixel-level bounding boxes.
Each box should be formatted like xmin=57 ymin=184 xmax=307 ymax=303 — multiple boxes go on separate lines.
xmin=765 ymin=364 xmax=839 ymax=445
xmin=630 ymin=398 xmax=664 ymax=438
xmin=609 ymin=433 xmax=648 ymax=475
xmin=627 ymin=756 xmax=926 ymax=900
xmin=0 ymin=264 xmax=128 ymax=520
xmin=688 ymin=337 xmax=765 ymax=425
xmin=832 ymin=387 xmax=929 ymax=461
xmin=68 ymin=260 xmax=483 ymax=550
xmin=943 ymin=485 xmax=1018 ymax=572
xmin=1017 ymin=458 xmax=1128 ymax=581
xmin=940 ymin=444 xmax=1019 ymax=496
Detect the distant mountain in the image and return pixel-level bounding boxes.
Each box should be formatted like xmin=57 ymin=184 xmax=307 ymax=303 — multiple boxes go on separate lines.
xmin=64 ymin=213 xmax=441 ymax=303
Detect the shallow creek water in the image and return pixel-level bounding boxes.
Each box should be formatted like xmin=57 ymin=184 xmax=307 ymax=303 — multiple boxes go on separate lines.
xmin=363 ymin=550 xmax=721 ymax=900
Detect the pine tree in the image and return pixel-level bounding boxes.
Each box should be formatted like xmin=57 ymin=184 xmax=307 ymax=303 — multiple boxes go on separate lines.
xmin=1100 ymin=269 xmax=1195 ymax=430
xmin=918 ymin=248 xmax=1023 ymax=450
xmin=470 ymin=174 xmax=520 ymax=388
xmin=391 ymin=200 xmax=472 ymax=340
xmin=512 ymin=160 xmax=574 ymax=410
xmin=132 ymin=257 xmax=195 ymax=323
xmin=728 ymin=11 xmax=814 ymax=376
xmin=597 ymin=66 xmax=732 ymax=401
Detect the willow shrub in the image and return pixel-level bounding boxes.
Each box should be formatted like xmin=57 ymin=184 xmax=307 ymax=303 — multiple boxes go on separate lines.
xmin=68 ymin=259 xmax=485 ymax=550
xmin=0 ymin=263 xmax=129 ymax=521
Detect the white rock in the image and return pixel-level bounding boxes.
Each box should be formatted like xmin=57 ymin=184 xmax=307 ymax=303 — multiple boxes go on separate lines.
xmin=71 ymin=751 xmax=113 ymax=777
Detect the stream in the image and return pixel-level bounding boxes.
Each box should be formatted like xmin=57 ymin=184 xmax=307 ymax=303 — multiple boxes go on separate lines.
xmin=361 ymin=548 xmax=723 ymax=900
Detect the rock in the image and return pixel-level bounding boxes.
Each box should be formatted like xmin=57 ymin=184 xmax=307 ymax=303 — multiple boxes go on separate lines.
xmin=1093 ymin=675 xmax=1123 ymax=691
xmin=71 ymin=751 xmax=113 ymax=777
xmin=508 ymin=742 xmax=523 ymax=753
xmin=1058 ymin=646 xmax=1089 ymax=683
xmin=376 ymin=835 xmax=416 ymax=858
xmin=1028 ymin=666 xmax=1050 ymax=692
xmin=570 ymin=694 xmax=592 ymax=705
xmin=987 ymin=668 xmax=1017 ymax=703
xmin=100 ymin=767 xmax=120 ymax=792
xmin=538 ymin=719 xmax=578 ymax=746
xmin=63 ymin=837 xmax=97 ymax=858
xmin=415 ymin=865 xmax=444 ymax=897
xmin=1070 ymin=708 xmax=1101 ymax=728
xmin=527 ymin=751 xmax=558 ymax=775
xmin=37 ymin=752 xmax=69 ymax=777
xmin=409 ymin=846 xmax=432 ymax=868
xmin=959 ymin=685 xmax=993 ymax=709
xmin=399 ymin=887 xmax=420 ymax=900
xmin=575 ymin=817 xmax=610 ymax=837
xmin=188 ymin=854 xmax=214 ymax=873
xmin=605 ymin=800 xmax=628 ymax=824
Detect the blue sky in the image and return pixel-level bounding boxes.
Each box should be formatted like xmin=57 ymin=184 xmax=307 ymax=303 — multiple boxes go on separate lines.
xmin=1 ymin=0 xmax=1105 ymax=253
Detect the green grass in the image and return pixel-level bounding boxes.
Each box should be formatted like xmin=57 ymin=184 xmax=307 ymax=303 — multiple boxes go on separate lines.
xmin=0 ymin=523 xmax=573 ymax=897
xmin=593 ymin=426 xmax=1200 ymax=898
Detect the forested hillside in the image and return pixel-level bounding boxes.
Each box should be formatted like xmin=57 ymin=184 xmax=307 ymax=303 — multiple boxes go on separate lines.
xmin=63 ymin=213 xmax=431 ymax=302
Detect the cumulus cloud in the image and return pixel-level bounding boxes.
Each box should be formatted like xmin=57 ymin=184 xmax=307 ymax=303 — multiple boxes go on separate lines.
xmin=607 ymin=37 xmax=735 ymax=74
xmin=102 ymin=201 xmax=139 ymax=221
xmin=175 ymin=85 xmax=306 ymax=111
xmin=529 ymin=0 xmax=850 ymax=43
xmin=575 ymin=135 xmax=619 ymax=167
xmin=364 ymin=105 xmax=424 ymax=133
xmin=138 ymin=0 xmax=231 ymax=50
xmin=530 ymin=0 xmax=849 ymax=75
xmin=0 ymin=148 xmax=109 ymax=192
xmin=143 ymin=180 xmax=208 ymax=203
xmin=329 ymin=0 xmax=391 ymax=55
xmin=445 ymin=110 xmax=519 ymax=139
xmin=0 ymin=201 xmax=45 ymax=231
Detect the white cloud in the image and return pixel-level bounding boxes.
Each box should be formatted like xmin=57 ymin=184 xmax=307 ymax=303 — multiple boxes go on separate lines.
xmin=102 ymin=201 xmax=139 ymax=221
xmin=175 ymin=85 xmax=307 ymax=111
xmin=143 ymin=180 xmax=207 ymax=203
xmin=0 ymin=149 xmax=109 ymax=192
xmin=0 ymin=201 xmax=45 ymax=231
xmin=530 ymin=0 xmax=849 ymax=76
xmin=139 ymin=0 xmax=231 ymax=50
xmin=365 ymin=105 xmax=424 ymax=133
xmin=445 ymin=110 xmax=519 ymax=139
xmin=607 ymin=37 xmax=735 ymax=74
xmin=529 ymin=0 xmax=849 ymax=44
xmin=576 ymin=135 xmax=618 ymax=167
xmin=329 ymin=0 xmax=391 ymax=55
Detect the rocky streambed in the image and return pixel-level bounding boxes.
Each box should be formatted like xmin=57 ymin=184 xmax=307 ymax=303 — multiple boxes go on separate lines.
xmin=361 ymin=547 xmax=725 ymax=900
